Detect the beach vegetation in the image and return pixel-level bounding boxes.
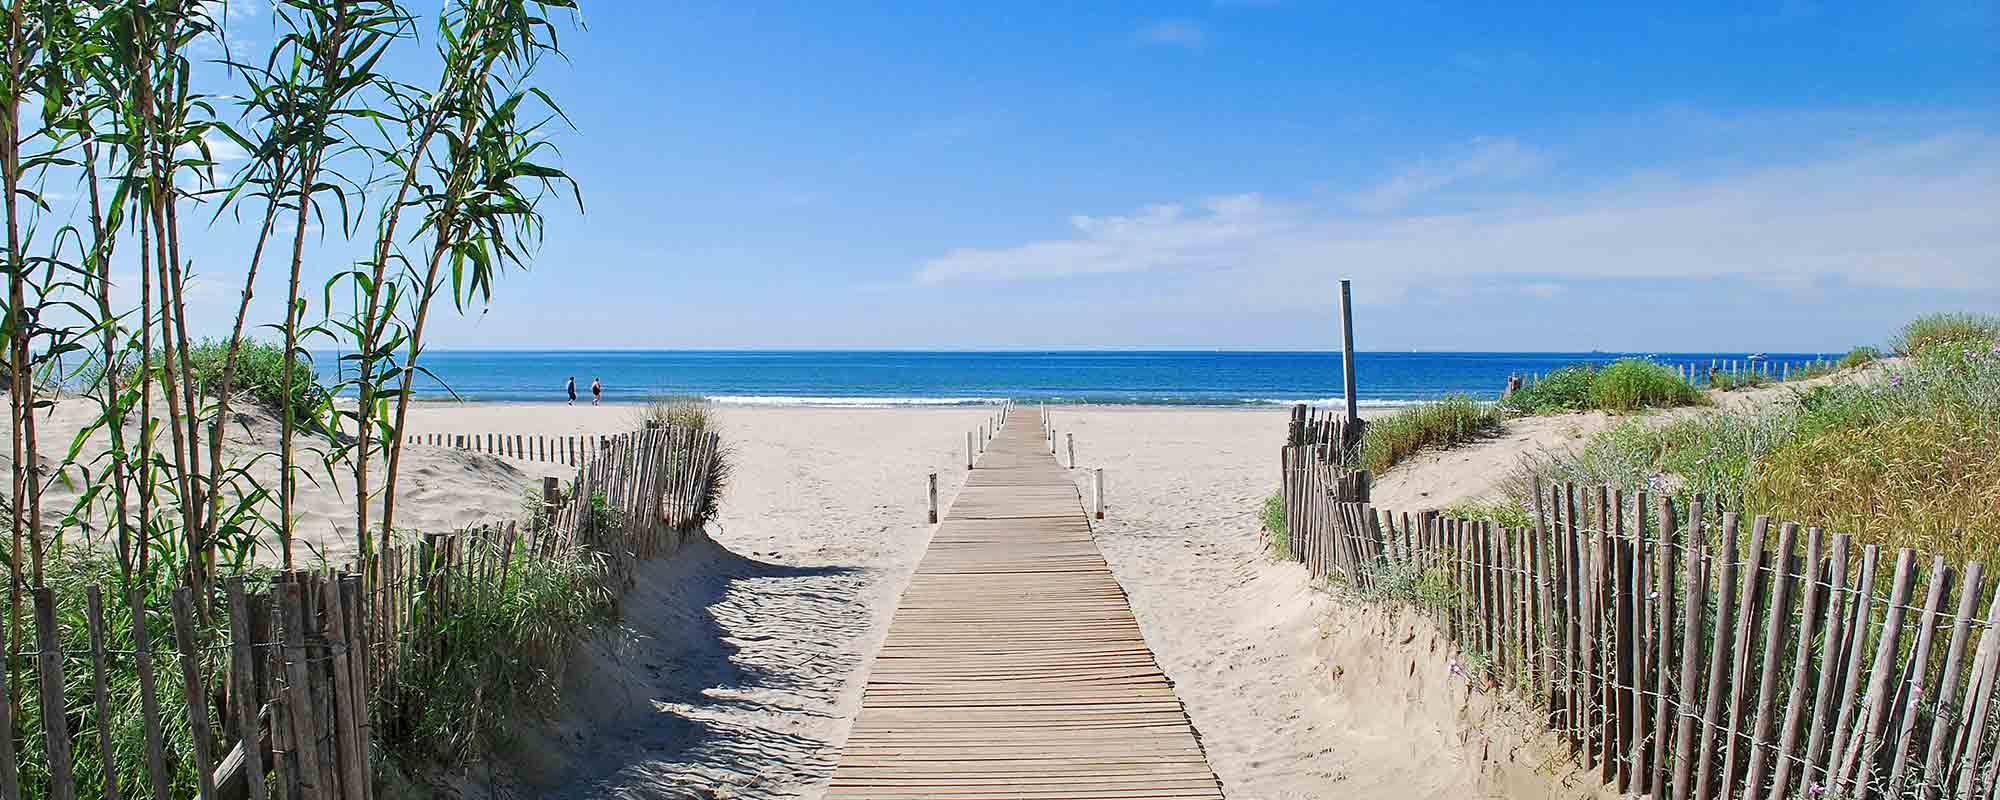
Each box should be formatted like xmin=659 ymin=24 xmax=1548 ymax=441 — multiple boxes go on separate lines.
xmin=383 ymin=534 xmax=613 ymax=763
xmin=1889 ymin=312 xmax=2000 ymax=356
xmin=1589 ymin=358 xmax=1706 ymax=409
xmin=1503 ymin=359 xmax=1707 ymax=415
xmin=1358 ymin=557 xmax=1456 ymax=611
xmin=0 ymin=0 xmax=588 ymax=791
xmin=1439 ymin=497 xmax=1537 ymax=530
xmin=1838 ymin=346 xmax=1882 ymax=370
xmin=639 ymin=395 xmax=732 ymax=523
xmin=1357 ymin=394 xmax=1503 ymax=473
xmin=1501 ymin=365 xmax=1597 ymax=414
xmin=1508 ymin=327 xmax=2000 ymax=564
xmin=84 ymin=339 xmax=330 ymax=424
xmin=1262 ymin=492 xmax=1292 ymax=559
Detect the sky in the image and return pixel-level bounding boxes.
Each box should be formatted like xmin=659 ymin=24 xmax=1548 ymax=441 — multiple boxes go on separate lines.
xmin=134 ymin=2 xmax=2000 ymax=351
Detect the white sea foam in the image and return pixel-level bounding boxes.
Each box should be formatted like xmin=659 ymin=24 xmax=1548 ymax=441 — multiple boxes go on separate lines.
xmin=704 ymin=395 xmax=1008 ymax=407
xmin=1245 ymin=397 xmax=1420 ymax=407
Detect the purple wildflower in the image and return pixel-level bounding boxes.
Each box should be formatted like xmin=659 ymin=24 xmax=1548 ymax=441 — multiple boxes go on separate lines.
xmin=1808 ymin=783 xmax=1827 ymax=798
xmin=1890 ymin=375 xmax=1903 ymax=386
xmin=1448 ymin=659 xmax=1464 ymax=679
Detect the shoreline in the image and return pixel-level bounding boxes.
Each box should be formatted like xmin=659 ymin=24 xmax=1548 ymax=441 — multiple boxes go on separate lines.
xmin=405 ymin=397 xmax=1420 ymax=414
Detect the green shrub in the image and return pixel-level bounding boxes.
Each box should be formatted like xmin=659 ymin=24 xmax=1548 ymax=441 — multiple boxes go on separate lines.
xmin=1358 ymin=395 xmax=1502 ymax=473
xmin=1889 ymin=313 xmax=2000 ymax=356
xmin=1837 ymin=346 xmax=1881 ymax=370
xmin=1708 ymin=370 xmax=1767 ymax=392
xmin=1501 ymin=366 xmax=1596 ymax=414
xmin=93 ymin=339 xmax=326 ymax=421
xmin=1590 ymin=359 xmax=1707 ymax=410
xmin=1503 ymin=360 xmax=1707 ymax=415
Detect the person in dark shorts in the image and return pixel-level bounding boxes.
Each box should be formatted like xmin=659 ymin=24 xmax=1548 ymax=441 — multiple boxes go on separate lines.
xmin=591 ymin=377 xmax=602 ymax=405
xmin=566 ymin=376 xmax=577 ymax=405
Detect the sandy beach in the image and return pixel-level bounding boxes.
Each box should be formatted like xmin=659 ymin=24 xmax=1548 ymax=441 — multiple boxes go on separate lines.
xmin=369 ymin=402 xmax=1590 ymax=799
xmin=9 ymin=395 xmax=1780 ymax=798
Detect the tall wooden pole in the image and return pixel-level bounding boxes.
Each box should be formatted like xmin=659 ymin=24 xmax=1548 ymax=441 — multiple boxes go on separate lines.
xmin=1339 ymin=279 xmax=1361 ymax=448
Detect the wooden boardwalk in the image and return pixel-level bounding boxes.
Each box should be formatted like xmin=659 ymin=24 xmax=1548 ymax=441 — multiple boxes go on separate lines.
xmin=828 ymin=409 xmax=1224 ymax=799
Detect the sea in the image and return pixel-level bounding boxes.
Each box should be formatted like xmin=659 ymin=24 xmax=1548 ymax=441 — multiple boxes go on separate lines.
xmin=315 ymin=350 xmax=1841 ymax=407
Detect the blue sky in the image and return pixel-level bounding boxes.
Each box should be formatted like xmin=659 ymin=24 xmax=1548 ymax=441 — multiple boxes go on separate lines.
xmin=164 ymin=1 xmax=1999 ymax=351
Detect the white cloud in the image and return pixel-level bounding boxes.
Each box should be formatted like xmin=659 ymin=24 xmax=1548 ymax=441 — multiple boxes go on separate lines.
xmin=1135 ymin=20 xmax=1205 ymax=49
xmin=914 ymin=132 xmax=2000 ymax=297
xmin=1345 ymin=136 xmax=1546 ymax=212
xmin=177 ymin=134 xmax=252 ymax=164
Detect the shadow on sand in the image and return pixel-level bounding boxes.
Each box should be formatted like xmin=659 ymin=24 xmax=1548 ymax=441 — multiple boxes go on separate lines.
xmin=515 ymin=535 xmax=874 ymax=800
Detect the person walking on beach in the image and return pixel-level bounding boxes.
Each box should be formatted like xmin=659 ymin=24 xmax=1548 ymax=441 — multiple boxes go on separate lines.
xmin=566 ymin=376 xmax=577 ymax=405
xmin=591 ymin=377 xmax=603 ymax=406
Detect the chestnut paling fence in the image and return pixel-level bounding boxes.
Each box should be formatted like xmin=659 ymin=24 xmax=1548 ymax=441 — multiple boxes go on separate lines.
xmin=402 ymin=431 xmax=610 ymax=466
xmin=1279 ymin=408 xmax=2000 ymax=800
xmin=0 ymin=425 xmax=722 ymax=800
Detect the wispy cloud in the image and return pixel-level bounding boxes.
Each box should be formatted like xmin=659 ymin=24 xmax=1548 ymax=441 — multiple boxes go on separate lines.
xmin=914 ymin=132 xmax=2000 ymax=298
xmin=1345 ymin=136 xmax=1546 ymax=213
xmin=1135 ymin=20 xmax=1205 ymax=49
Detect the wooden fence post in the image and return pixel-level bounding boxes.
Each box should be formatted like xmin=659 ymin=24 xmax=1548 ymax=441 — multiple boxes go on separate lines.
xmin=1094 ymin=468 xmax=1105 ymax=520
xmin=33 ymin=588 xmax=77 ymax=800
xmin=84 ymin=588 xmax=123 ymax=800
xmin=928 ymin=472 xmax=939 ymax=524
xmin=171 ymin=586 xmax=221 ymax=800
xmin=223 ymin=577 xmax=270 ymax=800
xmin=541 ymin=476 xmax=561 ymax=525
xmin=1067 ymin=433 xmax=1075 ymax=469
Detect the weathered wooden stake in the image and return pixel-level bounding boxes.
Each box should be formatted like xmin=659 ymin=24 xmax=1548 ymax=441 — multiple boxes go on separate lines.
xmin=1067 ymin=433 xmax=1075 ymax=469
xmin=1094 ymin=468 xmax=1105 ymax=519
xmin=1339 ymin=278 xmax=1360 ymax=449
xmin=928 ymin=472 xmax=939 ymax=524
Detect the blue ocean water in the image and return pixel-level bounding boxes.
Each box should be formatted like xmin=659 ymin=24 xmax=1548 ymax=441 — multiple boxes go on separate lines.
xmin=316 ymin=350 xmax=1840 ymax=406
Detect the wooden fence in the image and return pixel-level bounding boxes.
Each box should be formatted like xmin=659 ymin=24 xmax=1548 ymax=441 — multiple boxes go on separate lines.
xmin=402 ymin=431 xmax=611 ymax=466
xmin=1280 ymin=437 xmax=2000 ymax=800
xmin=1285 ymin=403 xmax=1363 ymax=463
xmin=1512 ymin=355 xmax=1843 ymax=392
xmin=1 ymin=425 xmax=722 ymax=800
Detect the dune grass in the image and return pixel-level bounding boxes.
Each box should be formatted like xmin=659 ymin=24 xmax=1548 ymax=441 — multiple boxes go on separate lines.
xmin=1589 ymin=359 xmax=1707 ymax=410
xmin=1503 ymin=359 xmax=1706 ymax=415
xmin=1509 ymin=321 xmax=2000 ymax=564
xmin=1889 ymin=312 xmax=2000 ymax=356
xmin=1262 ymin=492 xmax=1293 ymax=559
xmin=1357 ymin=394 xmax=1502 ymax=473
xmin=1838 ymin=346 xmax=1882 ymax=370
xmin=1502 ymin=365 xmax=1596 ymax=414
xmin=637 ymin=396 xmax=732 ymax=523
xmin=384 ymin=533 xmax=615 ymax=764
xmin=1439 ymin=497 xmax=1537 ymax=530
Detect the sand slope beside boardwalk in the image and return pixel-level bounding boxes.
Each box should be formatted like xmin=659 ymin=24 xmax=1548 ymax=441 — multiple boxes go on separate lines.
xmin=1053 ymin=407 xmax=1600 ymax=799
xmin=455 ymin=406 xmax=988 ymax=799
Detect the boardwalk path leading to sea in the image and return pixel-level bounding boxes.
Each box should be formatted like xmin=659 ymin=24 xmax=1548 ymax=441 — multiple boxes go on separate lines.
xmin=827 ymin=408 xmax=1225 ymax=798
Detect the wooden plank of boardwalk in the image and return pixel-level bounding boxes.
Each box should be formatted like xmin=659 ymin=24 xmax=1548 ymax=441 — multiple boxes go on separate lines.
xmin=828 ymin=409 xmax=1223 ymax=799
